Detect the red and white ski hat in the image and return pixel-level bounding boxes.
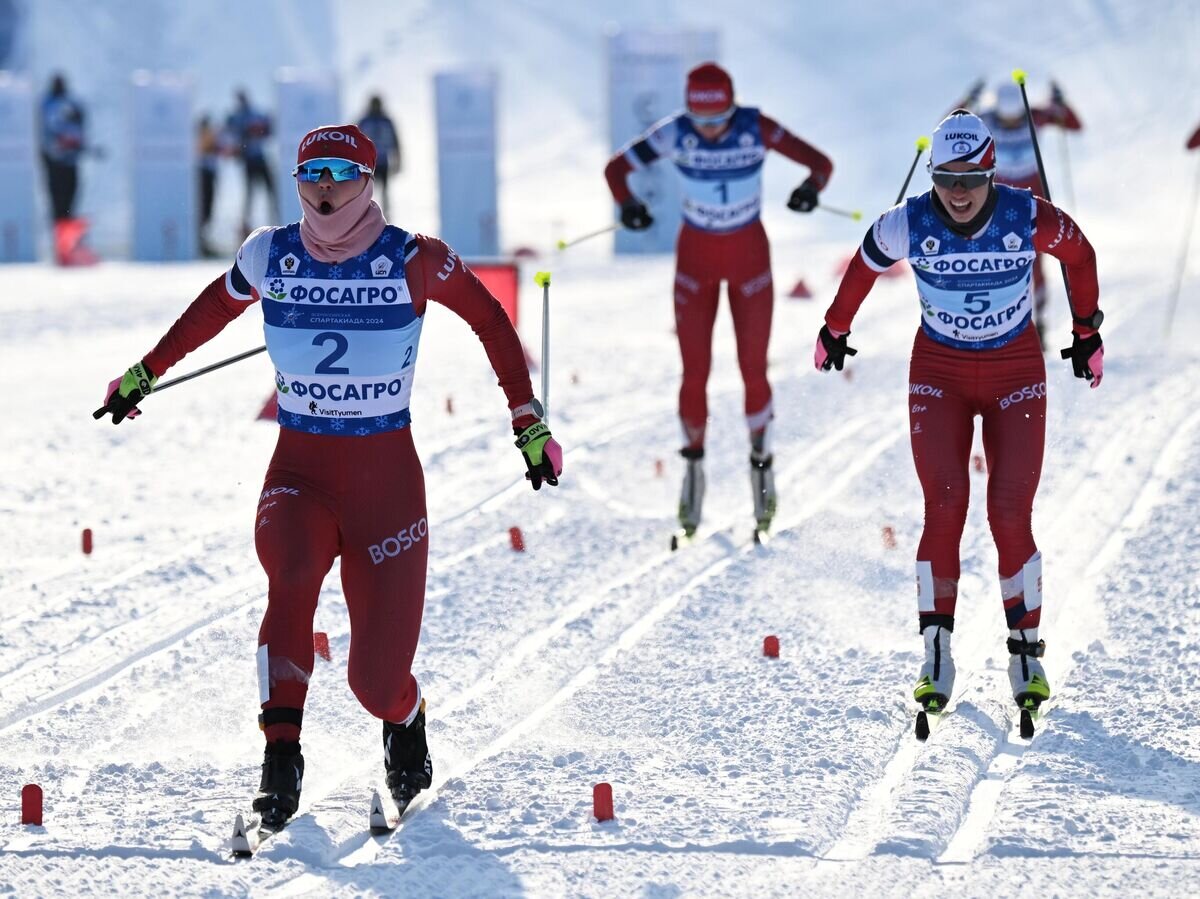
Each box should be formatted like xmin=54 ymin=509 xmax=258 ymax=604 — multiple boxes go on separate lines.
xmin=930 ymin=109 xmax=995 ymax=169
xmin=296 ymin=124 xmax=376 ymax=173
xmin=685 ymin=62 xmax=734 ymax=117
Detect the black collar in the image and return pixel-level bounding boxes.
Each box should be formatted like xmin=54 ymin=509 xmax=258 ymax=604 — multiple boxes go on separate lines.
xmin=931 ymin=186 xmax=998 ymax=237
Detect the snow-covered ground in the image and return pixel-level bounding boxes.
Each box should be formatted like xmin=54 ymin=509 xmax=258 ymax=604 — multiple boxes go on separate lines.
xmin=2 ymin=2 xmax=1199 ymax=897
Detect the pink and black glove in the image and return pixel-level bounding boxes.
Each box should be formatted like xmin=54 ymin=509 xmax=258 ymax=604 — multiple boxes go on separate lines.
xmin=514 ymin=420 xmax=563 ymax=490
xmin=1060 ymin=332 xmax=1103 ymax=389
xmin=814 ymin=325 xmax=858 ymax=372
xmin=93 ymin=361 xmax=157 ymax=423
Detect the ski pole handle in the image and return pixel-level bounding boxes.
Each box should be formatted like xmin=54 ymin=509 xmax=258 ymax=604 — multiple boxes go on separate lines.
xmin=151 ymin=345 xmax=268 ymax=394
xmin=534 ymin=271 xmax=551 ymax=424
xmin=556 ymin=223 xmax=622 ymax=251
xmin=895 ymin=136 xmax=931 ymax=205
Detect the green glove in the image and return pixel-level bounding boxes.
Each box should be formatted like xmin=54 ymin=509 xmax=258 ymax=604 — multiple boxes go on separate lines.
xmin=513 ymin=420 xmax=563 ymax=490
xmin=93 ymin=362 xmax=157 ymax=424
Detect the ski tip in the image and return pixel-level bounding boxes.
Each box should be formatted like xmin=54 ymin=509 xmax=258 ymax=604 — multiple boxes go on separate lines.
xmin=231 ymin=813 xmax=253 ymax=858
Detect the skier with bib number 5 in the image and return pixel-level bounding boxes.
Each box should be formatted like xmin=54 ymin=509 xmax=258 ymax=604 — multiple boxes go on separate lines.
xmin=604 ymin=62 xmax=834 ymax=544
xmin=93 ymin=124 xmax=563 ymax=842
xmin=813 ymin=110 xmax=1103 ymax=738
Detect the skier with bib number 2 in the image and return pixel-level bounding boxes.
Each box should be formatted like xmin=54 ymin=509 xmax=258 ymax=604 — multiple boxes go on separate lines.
xmin=94 ymin=124 xmax=563 ymax=840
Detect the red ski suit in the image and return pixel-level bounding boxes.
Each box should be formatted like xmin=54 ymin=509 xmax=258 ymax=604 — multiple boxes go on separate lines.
xmin=143 ymin=233 xmax=533 ymax=741
xmin=606 ymin=110 xmax=832 ymax=448
xmin=826 ymin=192 xmax=1099 ymax=633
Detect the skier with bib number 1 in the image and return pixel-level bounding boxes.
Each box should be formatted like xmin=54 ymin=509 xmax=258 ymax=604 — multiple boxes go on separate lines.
xmin=604 ymin=62 xmax=834 ymax=546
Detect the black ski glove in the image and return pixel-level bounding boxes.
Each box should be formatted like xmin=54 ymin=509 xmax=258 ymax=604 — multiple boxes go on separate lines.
xmin=93 ymin=361 xmax=157 ymax=424
xmin=787 ymin=180 xmax=820 ymax=213
xmin=620 ymin=199 xmax=653 ymax=231
xmin=1060 ymin=332 xmax=1104 ymax=386
xmin=815 ymin=325 xmax=858 ymax=372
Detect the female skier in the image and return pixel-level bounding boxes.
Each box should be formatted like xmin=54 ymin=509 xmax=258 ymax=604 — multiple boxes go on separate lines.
xmin=604 ymin=61 xmax=833 ymax=542
xmin=95 ymin=124 xmax=562 ymax=832
xmin=813 ymin=110 xmax=1103 ymax=735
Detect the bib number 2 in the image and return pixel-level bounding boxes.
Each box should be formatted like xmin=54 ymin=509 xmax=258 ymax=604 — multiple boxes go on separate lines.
xmin=313 ymin=332 xmax=350 ymax=374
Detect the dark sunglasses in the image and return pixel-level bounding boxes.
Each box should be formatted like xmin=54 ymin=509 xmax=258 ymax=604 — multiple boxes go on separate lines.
xmin=929 ymin=167 xmax=995 ymax=190
xmin=292 ymin=157 xmax=372 ymax=183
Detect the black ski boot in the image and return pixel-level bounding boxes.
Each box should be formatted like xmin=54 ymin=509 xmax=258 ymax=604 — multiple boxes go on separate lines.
xmin=251 ymin=740 xmax=304 ymax=830
xmin=383 ymin=700 xmax=433 ymax=816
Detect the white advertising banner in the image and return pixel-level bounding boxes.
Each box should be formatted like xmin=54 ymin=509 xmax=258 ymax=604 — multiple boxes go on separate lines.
xmin=0 ymin=71 xmax=37 ymax=262
xmin=275 ymin=70 xmax=340 ymax=224
xmin=434 ymin=70 xmax=499 ymax=257
xmin=130 ymin=71 xmax=194 ymax=261
xmin=606 ymin=29 xmax=719 ymax=255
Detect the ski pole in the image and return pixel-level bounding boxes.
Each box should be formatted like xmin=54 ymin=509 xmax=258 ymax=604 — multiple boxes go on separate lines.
xmin=819 ymin=204 xmax=863 ymax=221
xmin=1013 ymin=68 xmax=1078 ymax=319
xmin=533 ymin=271 xmax=551 ymax=424
xmin=151 ymin=345 xmax=268 ymax=394
xmin=895 ymin=136 xmax=931 ymax=205
xmin=1165 ymin=154 xmax=1200 ymax=339
xmin=556 ymin=222 xmax=622 ymax=251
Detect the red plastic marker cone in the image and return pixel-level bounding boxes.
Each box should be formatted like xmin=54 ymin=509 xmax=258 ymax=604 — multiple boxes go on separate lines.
xmin=445 ymin=396 xmax=454 ymax=415
xmin=22 ymin=784 xmax=42 ymax=825
xmin=509 ymin=527 xmax=525 ymax=552
xmin=882 ymin=526 xmax=897 ymax=549
xmin=257 ymin=393 xmax=278 ymax=421
xmin=763 ymin=635 xmax=780 ymax=658
xmin=973 ymin=454 xmax=985 ymax=473
xmin=313 ymin=632 xmax=331 ymax=662
xmin=593 ymin=782 xmax=614 ymax=822
xmin=788 ymin=279 xmax=812 ymax=299
xmin=82 ymin=528 xmax=93 ymax=555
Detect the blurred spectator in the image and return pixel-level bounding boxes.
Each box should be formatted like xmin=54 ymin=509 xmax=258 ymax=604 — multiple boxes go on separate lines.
xmin=40 ymin=72 xmax=86 ymax=223
xmin=357 ymin=94 xmax=401 ymax=217
xmin=197 ymin=114 xmax=221 ymax=257
xmin=225 ymin=88 xmax=278 ymax=234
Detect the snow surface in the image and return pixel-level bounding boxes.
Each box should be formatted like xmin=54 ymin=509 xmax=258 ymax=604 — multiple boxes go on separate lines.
xmin=2 ymin=2 xmax=1200 ymax=897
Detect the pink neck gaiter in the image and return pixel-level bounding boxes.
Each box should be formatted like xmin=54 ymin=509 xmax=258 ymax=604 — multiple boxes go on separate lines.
xmin=298 ymin=178 xmax=387 ymax=263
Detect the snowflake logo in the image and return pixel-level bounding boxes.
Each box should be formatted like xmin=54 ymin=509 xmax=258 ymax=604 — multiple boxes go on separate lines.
xmin=921 ymin=214 xmax=935 ymax=227
xmin=329 ymin=265 xmax=343 ymax=279
xmin=288 ymin=229 xmax=301 ymax=245
xmin=375 ymin=416 xmax=390 ymax=428
xmin=290 ymin=413 xmax=302 ymax=425
xmin=270 ymin=243 xmax=282 ymax=259
xmin=966 ymin=241 xmax=979 ymax=252
xmin=1005 ymin=209 xmax=1019 ymax=222
xmin=302 ymin=267 xmax=318 ymax=278
xmin=355 ymin=427 xmax=370 ymax=436
xmin=379 ymin=231 xmax=392 ymax=245
xmin=281 ymin=307 xmax=302 ymax=326
xmin=987 ymin=225 xmax=1000 ymax=238
xmin=330 ymin=419 xmax=345 ymax=431
xmin=309 ymin=425 xmax=322 ymax=434
xmin=356 ymin=251 xmax=369 ymax=262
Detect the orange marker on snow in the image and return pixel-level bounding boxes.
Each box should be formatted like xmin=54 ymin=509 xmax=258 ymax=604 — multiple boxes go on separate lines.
xmin=313 ymin=632 xmax=331 ymax=662
xmin=509 ymin=527 xmax=525 ymax=552
xmin=763 ymin=635 xmax=780 ymax=658
xmin=593 ymin=782 xmax=614 ymax=822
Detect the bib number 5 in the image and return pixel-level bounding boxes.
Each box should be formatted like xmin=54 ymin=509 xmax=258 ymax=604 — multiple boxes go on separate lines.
xmin=963 ymin=291 xmax=991 ymax=315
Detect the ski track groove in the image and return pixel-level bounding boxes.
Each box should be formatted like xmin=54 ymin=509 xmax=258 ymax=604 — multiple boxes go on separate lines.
xmin=937 ymin=403 xmax=1200 ymax=865
xmin=243 ymin=414 xmax=904 ymax=875
xmin=818 ymin=365 xmax=1194 ymax=864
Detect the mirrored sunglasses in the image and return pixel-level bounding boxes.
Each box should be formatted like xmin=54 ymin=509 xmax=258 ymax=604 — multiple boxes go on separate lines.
xmin=688 ymin=108 xmax=734 ymax=128
xmin=292 ymin=157 xmax=373 ymax=182
xmin=929 ymin=167 xmax=995 ymax=190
